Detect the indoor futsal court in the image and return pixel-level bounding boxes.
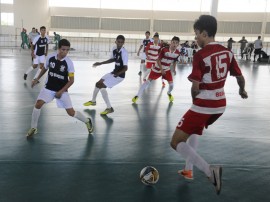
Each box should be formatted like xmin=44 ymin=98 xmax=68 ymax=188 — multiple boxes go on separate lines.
xmin=0 ymin=49 xmax=270 ymax=202
xmin=1 ymin=0 xmax=270 ymax=202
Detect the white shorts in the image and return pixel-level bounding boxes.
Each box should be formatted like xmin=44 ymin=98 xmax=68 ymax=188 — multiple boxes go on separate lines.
xmin=37 ymin=88 xmax=73 ymax=109
xmin=101 ymin=73 xmax=124 ymax=88
xmin=33 ymin=55 xmax=46 ymax=65
xmin=140 ymin=52 xmax=146 ymax=60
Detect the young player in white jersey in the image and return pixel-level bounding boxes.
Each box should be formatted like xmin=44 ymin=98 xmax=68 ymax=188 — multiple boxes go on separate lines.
xmin=137 ymin=31 xmax=152 ymax=76
xmin=83 ymin=35 xmax=128 ymax=115
xmin=26 ymin=39 xmax=93 ymax=137
xmin=132 ymin=36 xmax=180 ymax=103
xmin=170 ymin=15 xmax=248 ymax=195
xmin=28 ymin=27 xmax=39 ymax=46
xmin=24 ymin=26 xmax=49 ymax=81
xmin=253 ymin=36 xmax=263 ymax=62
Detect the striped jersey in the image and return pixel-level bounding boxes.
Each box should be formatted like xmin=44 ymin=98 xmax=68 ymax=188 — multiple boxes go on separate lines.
xmin=188 ymin=42 xmax=242 ymax=114
xmin=152 ymin=47 xmax=180 ymax=73
xmin=145 ymin=42 xmax=162 ymax=62
xmin=141 ymin=38 xmax=153 ymax=52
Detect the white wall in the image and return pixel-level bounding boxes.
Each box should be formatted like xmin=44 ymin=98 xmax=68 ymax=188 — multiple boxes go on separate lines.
xmin=1 ymin=0 xmax=270 ymax=39
xmin=1 ymin=0 xmax=49 ymax=35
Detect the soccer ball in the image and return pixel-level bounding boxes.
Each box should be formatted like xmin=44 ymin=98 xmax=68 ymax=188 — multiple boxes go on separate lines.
xmin=140 ymin=166 xmax=159 ymax=185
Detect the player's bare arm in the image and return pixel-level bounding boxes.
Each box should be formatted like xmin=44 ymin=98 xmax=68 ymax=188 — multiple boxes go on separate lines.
xmin=236 ymin=75 xmax=248 ymax=99
xmin=93 ymin=58 xmax=115 ymax=67
xmin=191 ymin=80 xmax=200 ymax=100
xmin=31 ymin=44 xmax=35 ymax=58
xmin=31 ymin=67 xmax=48 ymax=88
xmin=172 ymin=61 xmax=177 ymax=75
xmin=113 ymin=66 xmax=128 ymax=77
xmin=55 ymin=74 xmax=74 ymax=99
xmin=157 ymin=58 xmax=165 ymax=75
xmin=45 ymin=44 xmax=48 ymax=56
xmin=137 ymin=45 xmax=143 ymax=56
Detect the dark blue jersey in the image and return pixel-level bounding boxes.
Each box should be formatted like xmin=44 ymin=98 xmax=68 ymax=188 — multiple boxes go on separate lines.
xmin=32 ymin=35 xmax=50 ymax=56
xmin=110 ymin=47 xmax=128 ymax=78
xmin=45 ymin=53 xmax=74 ymax=92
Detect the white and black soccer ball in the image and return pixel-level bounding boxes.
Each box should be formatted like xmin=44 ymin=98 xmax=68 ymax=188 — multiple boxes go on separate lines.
xmin=140 ymin=166 xmax=159 ymax=185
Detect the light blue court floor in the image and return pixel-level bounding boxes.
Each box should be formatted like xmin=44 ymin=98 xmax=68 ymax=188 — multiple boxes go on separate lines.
xmin=0 ymin=49 xmax=270 ymax=202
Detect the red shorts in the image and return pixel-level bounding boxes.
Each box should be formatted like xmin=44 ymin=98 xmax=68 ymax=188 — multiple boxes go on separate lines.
xmin=148 ymin=70 xmax=173 ymax=82
xmin=176 ymin=110 xmax=223 ymax=135
xmin=146 ymin=62 xmax=155 ymax=69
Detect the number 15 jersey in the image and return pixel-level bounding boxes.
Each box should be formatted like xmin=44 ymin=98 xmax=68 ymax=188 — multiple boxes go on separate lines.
xmin=188 ymin=42 xmax=242 ymax=114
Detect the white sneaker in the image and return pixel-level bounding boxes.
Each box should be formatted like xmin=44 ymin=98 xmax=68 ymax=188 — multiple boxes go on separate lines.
xmin=209 ymin=165 xmax=222 ymax=195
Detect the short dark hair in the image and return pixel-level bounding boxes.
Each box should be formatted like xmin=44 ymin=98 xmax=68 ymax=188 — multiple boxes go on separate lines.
xmin=193 ymin=15 xmax=217 ymax=37
xmin=145 ymin=31 xmax=150 ymax=35
xmin=171 ymin=36 xmax=180 ymax=42
xmin=58 ymin=39 xmax=70 ymax=48
xmin=40 ymin=26 xmax=46 ymax=30
xmin=116 ymin=35 xmax=125 ymax=41
xmin=153 ymin=32 xmax=159 ymax=37
xmin=32 ymin=27 xmax=35 ymax=30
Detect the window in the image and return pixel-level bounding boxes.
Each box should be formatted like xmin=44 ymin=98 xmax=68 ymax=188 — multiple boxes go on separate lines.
xmin=0 ymin=0 xmax=13 ymax=4
xmin=49 ymin=0 xmax=211 ymax=11
xmin=101 ymin=0 xmax=152 ymax=10
xmin=1 ymin=13 xmax=14 ymax=26
xmin=49 ymin=0 xmax=100 ymax=8
xmin=218 ymin=0 xmax=267 ymax=12
xmin=153 ymin=0 xmax=211 ymax=12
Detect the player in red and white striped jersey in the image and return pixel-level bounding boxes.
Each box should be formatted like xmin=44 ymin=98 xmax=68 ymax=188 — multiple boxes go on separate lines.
xmin=170 ymin=15 xmax=248 ymax=195
xmin=132 ymin=36 xmax=180 ymax=103
xmin=144 ymin=33 xmax=163 ymax=84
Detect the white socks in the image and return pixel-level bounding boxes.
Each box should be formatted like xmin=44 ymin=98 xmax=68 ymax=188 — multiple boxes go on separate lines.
xmin=168 ymin=83 xmax=174 ymax=94
xmin=100 ymin=88 xmax=112 ymax=108
xmin=25 ymin=66 xmax=34 ymax=74
xmin=143 ymin=69 xmax=151 ymax=80
xmin=31 ymin=107 xmax=41 ymax=128
xmin=140 ymin=63 xmax=145 ymax=72
xmin=91 ymin=87 xmax=100 ymax=102
xmin=33 ymin=68 xmax=41 ymax=79
xmin=137 ymin=80 xmax=151 ymax=97
xmin=74 ymin=111 xmax=88 ymax=123
xmin=176 ymin=142 xmax=211 ymax=177
xmin=185 ymin=134 xmax=199 ymax=171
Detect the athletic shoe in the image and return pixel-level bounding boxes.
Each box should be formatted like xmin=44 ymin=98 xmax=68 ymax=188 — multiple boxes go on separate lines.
xmin=167 ymin=93 xmax=174 ymax=102
xmin=138 ymin=71 xmax=142 ymax=76
xmin=100 ymin=107 xmax=114 ymax=115
xmin=178 ymin=169 xmax=194 ymax=180
xmin=162 ymin=82 xmax=166 ymax=87
xmin=83 ymin=101 xmax=96 ymax=106
xmin=132 ymin=96 xmax=138 ymax=103
xmin=24 ymin=74 xmax=27 ymax=80
xmin=26 ymin=128 xmax=37 ymax=137
xmin=209 ymin=165 xmax=222 ymax=195
xmin=85 ymin=118 xmax=94 ymax=134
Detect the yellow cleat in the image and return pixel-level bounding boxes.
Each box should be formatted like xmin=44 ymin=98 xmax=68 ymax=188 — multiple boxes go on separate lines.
xmin=100 ymin=107 xmax=114 ymax=115
xmin=83 ymin=101 xmax=96 ymax=106
xmin=132 ymin=96 xmax=138 ymax=103
xmin=168 ymin=93 xmax=174 ymax=102
xmin=26 ymin=128 xmax=37 ymax=138
xmin=85 ymin=118 xmax=94 ymax=134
